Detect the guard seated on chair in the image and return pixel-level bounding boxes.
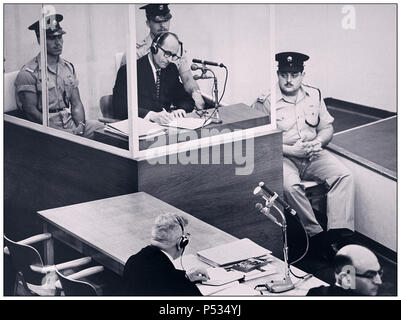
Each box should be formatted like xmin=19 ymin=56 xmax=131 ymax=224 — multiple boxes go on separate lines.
xmin=15 ymin=10 xmax=104 ymax=139
xmin=252 ymin=52 xmax=355 ymax=261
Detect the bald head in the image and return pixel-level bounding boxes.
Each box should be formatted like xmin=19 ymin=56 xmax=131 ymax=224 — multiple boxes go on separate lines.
xmin=335 ymin=245 xmax=382 ymax=295
xmin=337 ymin=245 xmax=380 ymax=273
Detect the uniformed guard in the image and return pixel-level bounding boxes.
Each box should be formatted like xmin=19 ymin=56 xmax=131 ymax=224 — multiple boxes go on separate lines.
xmin=14 ymin=11 xmax=104 ymax=139
xmin=252 ymin=51 xmax=355 ymax=261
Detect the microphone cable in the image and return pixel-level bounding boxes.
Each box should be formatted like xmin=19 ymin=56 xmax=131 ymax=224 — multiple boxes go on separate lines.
xmin=201 ymin=66 xmax=229 ymax=128
xmin=287 ymin=212 xmax=311 ymax=280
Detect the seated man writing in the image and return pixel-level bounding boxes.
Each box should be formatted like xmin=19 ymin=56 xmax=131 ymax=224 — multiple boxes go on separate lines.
xmin=123 ymin=213 xmax=209 ymax=296
xmin=15 ymin=12 xmax=104 ymax=139
xmin=112 ymin=31 xmax=196 ymax=125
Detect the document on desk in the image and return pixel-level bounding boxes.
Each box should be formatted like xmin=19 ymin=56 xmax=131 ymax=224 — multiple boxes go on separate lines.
xmin=162 ymin=117 xmax=212 ymax=130
xmin=202 ymin=267 xmax=244 ymax=286
xmin=105 ymin=120 xmax=129 ymax=137
xmin=104 ymin=118 xmax=166 ymax=139
xmin=197 ymin=238 xmax=272 ymax=267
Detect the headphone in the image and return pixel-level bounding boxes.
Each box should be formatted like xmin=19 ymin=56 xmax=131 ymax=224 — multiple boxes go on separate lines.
xmin=150 ymin=32 xmax=165 ymax=55
xmin=150 ymin=32 xmax=183 ymax=56
xmin=176 ymin=216 xmax=189 ymax=249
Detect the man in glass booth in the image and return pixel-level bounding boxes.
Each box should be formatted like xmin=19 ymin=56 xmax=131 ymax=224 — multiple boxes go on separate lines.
xmin=252 ymin=52 xmax=355 ymax=260
xmin=113 ymin=31 xmax=196 ymax=125
xmin=112 ymin=4 xmax=205 ymax=120
xmin=14 ymin=13 xmax=104 ymax=139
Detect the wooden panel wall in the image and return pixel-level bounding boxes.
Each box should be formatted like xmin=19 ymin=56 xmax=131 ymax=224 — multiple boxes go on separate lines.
xmin=4 ymin=122 xmax=139 ymax=240
xmin=138 ymin=132 xmax=284 ymax=257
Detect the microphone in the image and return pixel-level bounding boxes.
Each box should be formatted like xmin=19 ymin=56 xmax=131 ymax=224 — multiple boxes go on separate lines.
xmin=193 ymin=74 xmax=213 ymax=80
xmin=191 ymin=63 xmax=207 ymax=71
xmin=255 ymin=203 xmax=282 ymax=227
xmin=258 ymin=182 xmax=296 ymax=216
xmin=192 ymin=58 xmax=225 ymax=68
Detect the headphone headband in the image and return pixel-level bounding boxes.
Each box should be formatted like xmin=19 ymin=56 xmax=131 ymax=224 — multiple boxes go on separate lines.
xmin=175 ymin=216 xmax=189 ymax=249
xmin=150 ymin=32 xmax=183 ymax=57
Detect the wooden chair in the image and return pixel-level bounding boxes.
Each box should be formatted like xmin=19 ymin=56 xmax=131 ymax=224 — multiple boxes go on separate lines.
xmin=4 ymin=234 xmax=93 ymax=296
xmin=99 ymin=95 xmax=120 ymax=124
xmin=55 ymin=265 xmax=104 ymax=296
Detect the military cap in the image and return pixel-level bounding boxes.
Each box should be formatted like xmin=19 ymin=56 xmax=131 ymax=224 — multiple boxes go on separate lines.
xmin=28 ymin=13 xmax=66 ymax=38
xmin=275 ymin=52 xmax=309 ymax=72
xmin=140 ymin=4 xmax=172 ymax=22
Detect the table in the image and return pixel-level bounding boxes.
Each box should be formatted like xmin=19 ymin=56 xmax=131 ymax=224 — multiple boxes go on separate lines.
xmin=38 ymin=192 xmax=326 ymax=296
xmin=93 ymin=103 xmax=269 ymax=150
xmin=329 ymin=116 xmax=397 ymax=178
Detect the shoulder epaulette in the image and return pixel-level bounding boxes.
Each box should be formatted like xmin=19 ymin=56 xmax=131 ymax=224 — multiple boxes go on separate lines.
xmin=63 ymin=59 xmax=76 ymax=75
xmin=304 ymin=84 xmax=321 ymax=102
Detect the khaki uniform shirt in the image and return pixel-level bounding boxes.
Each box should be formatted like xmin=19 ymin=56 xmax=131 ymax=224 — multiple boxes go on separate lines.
xmin=136 ymin=34 xmax=190 ymax=74
xmin=252 ymin=84 xmax=334 ymax=145
xmin=15 ymin=53 xmax=78 ymax=112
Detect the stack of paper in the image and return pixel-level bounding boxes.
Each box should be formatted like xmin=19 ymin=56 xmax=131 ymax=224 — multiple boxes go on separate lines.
xmin=104 ymin=119 xmax=129 ymax=137
xmin=202 ymin=267 xmax=244 ymax=286
xmin=104 ymin=118 xmax=166 ymax=139
xmin=197 ymin=238 xmax=271 ymax=267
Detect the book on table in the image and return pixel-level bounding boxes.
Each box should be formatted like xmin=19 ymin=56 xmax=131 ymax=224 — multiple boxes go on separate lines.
xmin=196 ymin=238 xmax=271 ymax=267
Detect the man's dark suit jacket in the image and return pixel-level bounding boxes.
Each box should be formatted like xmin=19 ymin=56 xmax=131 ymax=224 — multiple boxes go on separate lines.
xmin=112 ymin=55 xmax=195 ymax=120
xmin=123 ymin=245 xmax=202 ymax=296
xmin=307 ymin=284 xmax=361 ymax=296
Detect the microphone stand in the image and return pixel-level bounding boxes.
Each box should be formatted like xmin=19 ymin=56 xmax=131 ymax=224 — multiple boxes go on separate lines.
xmin=209 ymin=68 xmax=222 ymax=124
xmin=194 ymin=63 xmax=222 ymax=124
xmin=260 ymin=194 xmax=294 ymax=293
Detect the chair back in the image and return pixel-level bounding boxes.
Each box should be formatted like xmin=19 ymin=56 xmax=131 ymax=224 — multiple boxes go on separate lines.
xmin=55 ymin=268 xmax=98 ymax=296
xmin=4 ymin=71 xmax=19 ymax=113
xmin=4 ymin=235 xmax=44 ymax=286
xmin=99 ymin=95 xmax=114 ymax=119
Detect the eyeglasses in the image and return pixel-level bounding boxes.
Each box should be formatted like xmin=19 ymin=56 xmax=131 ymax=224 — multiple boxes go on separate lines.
xmin=356 ymin=268 xmax=383 ymax=280
xmin=157 ymin=45 xmax=182 ymax=61
xmin=157 ymin=45 xmax=181 ymax=61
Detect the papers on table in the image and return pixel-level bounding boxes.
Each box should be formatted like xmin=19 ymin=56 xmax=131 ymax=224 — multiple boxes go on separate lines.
xmin=197 ymin=238 xmax=272 ymax=267
xmin=104 ymin=116 xmax=210 ymax=139
xmin=162 ymin=117 xmax=212 ymax=130
xmin=104 ymin=118 xmax=166 ymax=139
xmin=202 ymin=267 xmax=244 ymax=286
xmin=104 ymin=119 xmax=129 ymax=137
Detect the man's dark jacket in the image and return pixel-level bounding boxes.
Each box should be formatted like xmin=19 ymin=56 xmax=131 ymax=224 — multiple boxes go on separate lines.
xmin=307 ymin=284 xmax=362 ymax=296
xmin=112 ymin=55 xmax=195 ymax=120
xmin=123 ymin=245 xmax=202 ymax=296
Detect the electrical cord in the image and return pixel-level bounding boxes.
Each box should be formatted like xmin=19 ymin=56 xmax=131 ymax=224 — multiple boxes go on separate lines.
xmin=201 ymin=66 xmax=229 ymax=128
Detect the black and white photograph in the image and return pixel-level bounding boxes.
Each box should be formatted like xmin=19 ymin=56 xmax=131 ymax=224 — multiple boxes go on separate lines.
xmin=2 ymin=1 xmax=398 ymax=307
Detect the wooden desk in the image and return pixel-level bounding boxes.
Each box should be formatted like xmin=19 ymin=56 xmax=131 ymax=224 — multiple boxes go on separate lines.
xmin=93 ymin=103 xmax=269 ymax=150
xmin=38 ymin=192 xmax=326 ymax=296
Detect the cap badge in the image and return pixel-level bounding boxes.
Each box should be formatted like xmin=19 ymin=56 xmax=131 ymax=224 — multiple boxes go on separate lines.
xmin=159 ymin=5 xmax=164 ymax=10
xmin=287 ymin=56 xmax=292 ymax=62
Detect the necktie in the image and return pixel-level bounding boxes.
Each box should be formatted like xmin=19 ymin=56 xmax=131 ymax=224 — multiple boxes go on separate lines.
xmin=155 ymin=68 xmax=161 ymax=108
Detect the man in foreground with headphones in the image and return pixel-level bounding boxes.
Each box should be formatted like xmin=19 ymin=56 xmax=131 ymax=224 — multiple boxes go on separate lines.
xmin=251 ymin=52 xmax=355 ymax=261
xmin=123 ymin=213 xmax=209 ymax=296
xmin=112 ymin=31 xmax=196 ymax=124
xmin=307 ymin=245 xmax=383 ymax=296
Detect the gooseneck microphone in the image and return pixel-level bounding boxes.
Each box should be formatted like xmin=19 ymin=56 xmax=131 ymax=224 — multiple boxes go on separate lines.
xmin=190 ymin=63 xmax=206 ymax=71
xmin=258 ymin=182 xmax=296 ymax=216
xmin=192 ymin=58 xmax=225 ymax=68
xmin=255 ymin=203 xmax=282 ymax=227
